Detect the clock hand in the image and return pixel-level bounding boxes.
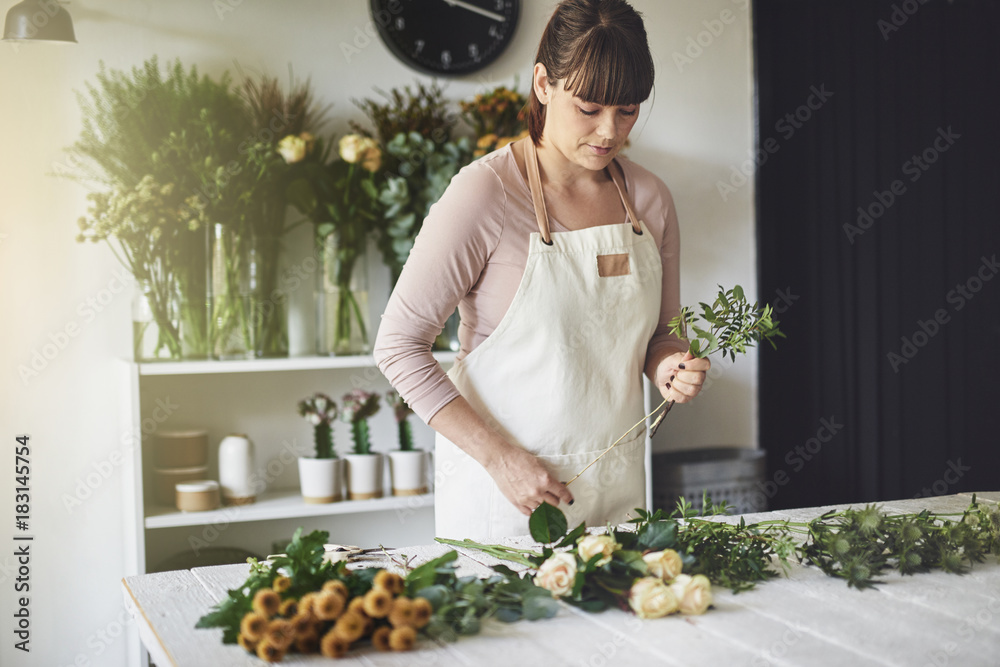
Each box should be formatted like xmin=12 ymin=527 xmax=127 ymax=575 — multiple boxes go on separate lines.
xmin=442 ymin=0 xmax=507 ymax=23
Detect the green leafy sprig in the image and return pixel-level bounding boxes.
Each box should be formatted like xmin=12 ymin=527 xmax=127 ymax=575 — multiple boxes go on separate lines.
xmin=668 ymin=284 xmax=785 ymax=360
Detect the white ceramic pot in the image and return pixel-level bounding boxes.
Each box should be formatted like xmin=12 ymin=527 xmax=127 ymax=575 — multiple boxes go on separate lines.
xmin=344 ymin=453 xmax=384 ymax=500
xmin=387 ymin=450 xmax=427 ymax=496
xmin=297 ymin=457 xmax=344 ymax=504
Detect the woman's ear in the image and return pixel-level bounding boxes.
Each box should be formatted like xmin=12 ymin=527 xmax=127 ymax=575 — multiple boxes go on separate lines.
xmin=533 ymin=63 xmax=550 ymax=104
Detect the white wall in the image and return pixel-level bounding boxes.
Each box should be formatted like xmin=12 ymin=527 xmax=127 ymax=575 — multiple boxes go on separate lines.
xmin=0 ymin=1 xmax=754 ymax=664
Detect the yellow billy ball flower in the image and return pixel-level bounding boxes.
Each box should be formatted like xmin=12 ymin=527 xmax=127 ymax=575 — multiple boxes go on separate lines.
xmin=371 ymin=625 xmax=392 ymax=652
xmin=332 ymin=611 xmax=366 ymax=643
xmin=265 ymin=619 xmax=294 ymax=651
xmin=252 ymin=589 xmax=281 ymax=618
xmin=313 ymin=591 xmax=346 ymax=621
xmin=388 ymin=597 xmax=415 ymax=629
xmin=322 ymin=579 xmax=350 ymax=599
xmin=373 ymin=570 xmax=405 ymax=596
xmin=240 ymin=611 xmax=268 ymax=641
xmin=411 ymin=597 xmax=433 ymax=629
xmin=272 ymin=576 xmax=292 ymax=594
xmin=320 ymin=630 xmax=350 ymax=659
xmin=388 ymin=625 xmax=417 ymax=651
xmin=362 ymin=588 xmax=392 ymax=618
xmin=255 ymin=637 xmax=286 ymax=663
xmin=277 ymin=598 xmax=298 ymax=618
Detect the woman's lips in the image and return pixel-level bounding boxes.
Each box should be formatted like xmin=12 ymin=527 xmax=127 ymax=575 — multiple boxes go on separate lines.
xmin=588 ymin=145 xmax=612 ymax=156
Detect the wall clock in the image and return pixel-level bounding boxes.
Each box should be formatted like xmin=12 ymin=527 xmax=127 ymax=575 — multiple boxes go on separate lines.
xmin=370 ymin=0 xmax=520 ymax=76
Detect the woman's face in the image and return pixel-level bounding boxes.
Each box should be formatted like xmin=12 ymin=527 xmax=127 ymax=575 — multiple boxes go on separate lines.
xmin=537 ymin=67 xmax=641 ymax=172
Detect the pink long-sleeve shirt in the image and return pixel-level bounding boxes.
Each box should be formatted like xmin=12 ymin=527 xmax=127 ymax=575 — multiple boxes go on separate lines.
xmin=373 ymin=142 xmax=686 ymax=424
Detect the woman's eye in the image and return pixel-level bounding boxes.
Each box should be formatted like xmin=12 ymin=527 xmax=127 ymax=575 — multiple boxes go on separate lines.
xmin=619 ymin=109 xmax=637 ymax=117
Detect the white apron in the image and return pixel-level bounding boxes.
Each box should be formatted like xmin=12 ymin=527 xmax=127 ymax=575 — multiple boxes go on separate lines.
xmin=434 ymin=139 xmax=663 ymax=540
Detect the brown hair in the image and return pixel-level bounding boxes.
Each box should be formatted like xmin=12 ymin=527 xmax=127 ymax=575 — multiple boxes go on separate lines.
xmin=528 ymin=0 xmax=654 ymax=144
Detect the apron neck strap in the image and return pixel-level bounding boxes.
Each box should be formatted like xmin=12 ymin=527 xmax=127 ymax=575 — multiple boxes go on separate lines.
xmin=524 ymin=139 xmax=644 ymax=245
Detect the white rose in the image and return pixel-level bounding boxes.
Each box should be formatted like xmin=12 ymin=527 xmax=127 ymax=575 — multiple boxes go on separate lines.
xmin=277 ymin=134 xmax=308 ymax=164
xmin=628 ymin=576 xmax=678 ymax=619
xmin=643 ymin=549 xmax=683 ymax=581
xmin=534 ymin=553 xmax=577 ymax=597
xmin=669 ymin=574 xmax=713 ymax=615
xmin=339 ymin=134 xmax=366 ymax=164
xmin=578 ymin=534 xmax=620 ymax=567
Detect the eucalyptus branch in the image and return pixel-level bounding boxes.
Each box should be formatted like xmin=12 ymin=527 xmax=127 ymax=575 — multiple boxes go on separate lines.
xmin=668 ymin=284 xmax=785 ymax=360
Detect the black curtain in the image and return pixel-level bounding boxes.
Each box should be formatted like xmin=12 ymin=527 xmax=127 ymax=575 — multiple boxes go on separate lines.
xmin=754 ymin=0 xmax=1000 ymax=508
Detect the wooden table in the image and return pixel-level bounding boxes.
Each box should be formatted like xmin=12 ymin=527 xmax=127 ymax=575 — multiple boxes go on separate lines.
xmin=122 ymin=492 xmax=1000 ymax=666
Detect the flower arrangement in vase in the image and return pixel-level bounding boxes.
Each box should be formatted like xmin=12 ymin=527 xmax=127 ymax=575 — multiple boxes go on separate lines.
xmin=385 ymin=390 xmax=426 ymax=496
xmin=340 ymin=390 xmax=382 ymax=500
xmin=460 ymin=82 xmax=530 ymax=158
xmin=286 ymin=134 xmax=382 ymax=356
xmin=296 ymin=393 xmax=344 ymax=504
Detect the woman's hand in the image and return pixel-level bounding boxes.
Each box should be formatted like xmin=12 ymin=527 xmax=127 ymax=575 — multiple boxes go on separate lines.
xmin=428 ymin=396 xmax=573 ymax=516
xmin=483 ymin=444 xmax=574 ymax=516
xmin=655 ymin=350 xmax=711 ymax=403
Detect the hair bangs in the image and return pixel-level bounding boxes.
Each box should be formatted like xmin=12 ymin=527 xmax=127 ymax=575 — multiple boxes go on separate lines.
xmin=562 ymin=26 xmax=653 ymax=107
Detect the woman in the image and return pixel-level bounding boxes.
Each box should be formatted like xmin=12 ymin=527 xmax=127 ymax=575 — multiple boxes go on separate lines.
xmin=374 ymin=0 xmax=710 ymax=540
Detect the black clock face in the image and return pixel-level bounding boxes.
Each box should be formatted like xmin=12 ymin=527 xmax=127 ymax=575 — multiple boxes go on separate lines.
xmin=370 ymin=0 xmax=520 ymax=76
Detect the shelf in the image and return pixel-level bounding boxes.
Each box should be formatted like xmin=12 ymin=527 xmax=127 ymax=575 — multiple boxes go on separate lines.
xmin=145 ymin=489 xmax=434 ymax=529
xmin=136 ymin=351 xmax=458 ymax=376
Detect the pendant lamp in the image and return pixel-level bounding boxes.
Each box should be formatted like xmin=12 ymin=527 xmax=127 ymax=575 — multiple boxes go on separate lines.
xmin=3 ymin=0 xmax=76 ymax=42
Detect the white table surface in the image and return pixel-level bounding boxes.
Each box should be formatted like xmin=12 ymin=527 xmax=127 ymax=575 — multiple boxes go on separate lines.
xmin=122 ymin=492 xmax=1000 ymax=666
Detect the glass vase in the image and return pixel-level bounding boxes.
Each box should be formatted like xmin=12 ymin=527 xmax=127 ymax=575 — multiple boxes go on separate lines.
xmin=131 ymin=277 xmax=180 ymax=361
xmin=176 ymin=225 xmax=210 ymax=360
xmin=316 ymin=231 xmax=370 ymax=356
xmin=209 ymin=222 xmax=253 ymax=360
xmin=249 ymin=229 xmax=289 ymax=358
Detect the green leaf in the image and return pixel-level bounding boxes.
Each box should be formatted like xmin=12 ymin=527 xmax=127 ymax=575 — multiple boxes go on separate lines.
xmin=637 ymin=520 xmax=679 ymax=551
xmin=529 ymin=502 xmax=568 ymax=544
xmin=522 ymin=593 xmax=560 ymax=620
xmin=405 ymin=550 xmax=458 ymax=595
xmin=555 ymin=522 xmax=587 ymax=549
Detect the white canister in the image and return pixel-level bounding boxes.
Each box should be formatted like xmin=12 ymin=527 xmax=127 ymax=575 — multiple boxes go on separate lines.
xmin=218 ymin=434 xmax=256 ymax=505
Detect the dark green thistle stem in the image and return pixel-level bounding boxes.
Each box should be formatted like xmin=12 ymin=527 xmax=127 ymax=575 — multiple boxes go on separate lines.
xmin=351 ymin=420 xmax=371 ymax=455
xmin=398 ymin=419 xmax=414 ymax=452
xmin=314 ymin=422 xmax=334 ymax=459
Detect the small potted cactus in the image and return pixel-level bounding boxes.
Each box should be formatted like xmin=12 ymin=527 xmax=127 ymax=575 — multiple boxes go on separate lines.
xmin=385 ymin=390 xmax=427 ymax=496
xmin=296 ymin=393 xmax=344 ymax=504
xmin=341 ymin=390 xmax=383 ymax=500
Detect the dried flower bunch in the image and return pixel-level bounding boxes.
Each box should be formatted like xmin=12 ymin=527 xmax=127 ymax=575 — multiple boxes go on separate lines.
xmin=197 ymin=529 xmax=558 ymax=661
xmin=460 ymin=83 xmax=529 ymax=157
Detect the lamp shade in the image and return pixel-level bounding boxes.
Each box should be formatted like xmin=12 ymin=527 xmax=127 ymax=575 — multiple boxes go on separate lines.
xmin=3 ymin=0 xmax=76 ymax=42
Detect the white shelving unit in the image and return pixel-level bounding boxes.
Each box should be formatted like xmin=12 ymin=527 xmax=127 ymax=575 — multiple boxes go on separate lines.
xmin=119 ymin=351 xmax=457 ymax=579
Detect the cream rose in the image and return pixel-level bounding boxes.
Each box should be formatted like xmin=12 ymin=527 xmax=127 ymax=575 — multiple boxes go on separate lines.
xmin=360 ymin=143 xmax=382 ymax=173
xmin=338 ymin=134 xmax=366 ymax=163
xmin=278 ymin=134 xmax=308 ymax=164
xmin=577 ymin=534 xmax=620 ymax=567
xmin=534 ymin=553 xmax=577 ymax=597
xmin=669 ymin=574 xmax=713 ymax=615
xmin=643 ymin=549 xmax=683 ymax=581
xmin=628 ymin=576 xmax=678 ymax=619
